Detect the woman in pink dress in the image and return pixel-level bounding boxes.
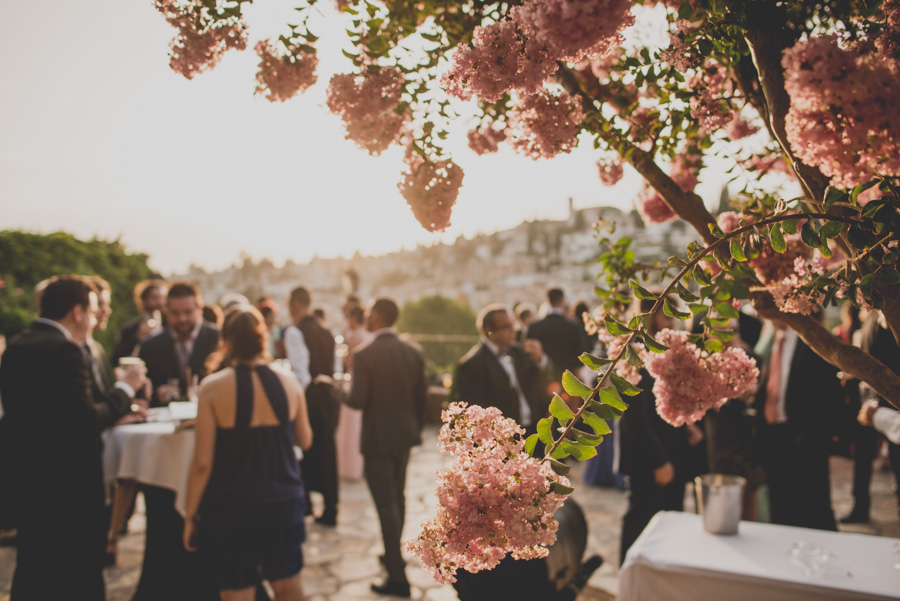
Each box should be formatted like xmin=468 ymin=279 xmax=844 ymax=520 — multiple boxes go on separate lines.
xmin=336 ymin=304 xmax=371 ymax=480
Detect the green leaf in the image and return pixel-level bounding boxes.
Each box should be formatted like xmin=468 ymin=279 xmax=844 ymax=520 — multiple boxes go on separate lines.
xmin=582 ymin=411 xmax=613 ymax=435
xmin=550 ymin=445 xmax=570 ymax=460
xmin=643 ymin=332 xmax=669 ymax=353
xmin=874 ymin=268 xmax=900 ymax=284
xmin=704 ymin=338 xmax=724 ymax=353
xmin=550 ymin=393 xmax=577 ymax=420
xmin=571 ymin=428 xmax=604 ymax=445
xmin=588 ymin=401 xmax=624 ymax=420
xmin=730 ymin=236 xmax=748 ymax=262
xmin=800 ymin=221 xmax=821 ymax=248
xmin=537 ymin=417 xmax=553 ymax=445
xmin=562 ymin=371 xmax=594 ymax=400
xmin=668 ymin=256 xmax=689 ymax=268
xmin=693 ymin=265 xmax=712 ymax=286
xmin=524 ymin=433 xmax=538 ymax=456
xmin=548 ymin=458 xmax=570 ymax=476
xmin=782 ymin=218 xmax=799 ymax=235
xmin=675 ymin=282 xmax=700 ymax=302
xmin=678 ymin=1 xmax=693 ymax=20
xmin=714 ymin=301 xmax=739 ymax=319
xmin=630 ymin=280 xmax=658 ymax=301
xmin=579 ymin=353 xmax=613 ymax=370
xmin=663 ymin=298 xmax=691 ymax=321
xmin=624 ymin=343 xmax=644 ymax=367
xmin=851 ymin=180 xmax=879 ymax=205
xmin=551 ymin=482 xmax=575 ymax=495
xmin=604 ymin=315 xmax=635 ymax=336
xmin=609 ymin=372 xmax=641 ymax=396
xmin=770 ymin=222 xmax=786 ymax=253
xmin=560 ymin=439 xmax=597 ymax=461
xmin=599 ymin=386 xmax=629 ymax=410
xmin=820 ymin=221 xmax=844 ymax=239
xmin=823 ymin=186 xmax=846 ymax=211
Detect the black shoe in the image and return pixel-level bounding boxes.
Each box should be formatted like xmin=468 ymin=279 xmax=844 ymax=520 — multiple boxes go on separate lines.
xmin=314 ymin=515 xmax=337 ymax=527
xmin=839 ymin=510 xmax=869 ymax=524
xmin=371 ymin=580 xmax=410 ymax=597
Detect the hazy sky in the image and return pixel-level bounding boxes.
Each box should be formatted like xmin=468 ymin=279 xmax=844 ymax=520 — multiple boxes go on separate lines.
xmin=0 ymin=1 xmax=727 ymax=275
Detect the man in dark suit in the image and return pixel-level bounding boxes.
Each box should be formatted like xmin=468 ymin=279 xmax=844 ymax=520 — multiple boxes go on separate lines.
xmin=526 ymin=288 xmax=587 ymax=383
xmin=0 ymin=277 xmax=111 ymax=599
xmin=139 ymin=281 xmax=219 ymax=407
xmin=112 ymin=279 xmax=167 ymax=364
xmin=135 ymin=281 xmax=220 ymax=601
xmin=754 ymin=323 xmax=843 ymax=531
xmin=347 ymin=298 xmax=427 ymax=598
xmin=285 ymin=285 xmax=339 ymax=526
xmin=453 ymin=304 xmax=549 ymax=434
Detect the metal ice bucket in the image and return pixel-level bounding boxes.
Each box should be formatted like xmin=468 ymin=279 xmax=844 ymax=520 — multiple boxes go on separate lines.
xmin=694 ymin=473 xmax=746 ymax=535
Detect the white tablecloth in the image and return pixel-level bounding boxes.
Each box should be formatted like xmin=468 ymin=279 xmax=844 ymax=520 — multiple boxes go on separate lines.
xmin=102 ymin=420 xmax=195 ymax=515
xmin=620 ymin=511 xmax=900 ymax=601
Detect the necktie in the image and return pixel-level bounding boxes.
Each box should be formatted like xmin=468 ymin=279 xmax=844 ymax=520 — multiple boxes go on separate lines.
xmin=175 ymin=338 xmax=191 ymax=374
xmin=83 ymin=342 xmax=107 ymax=394
xmin=764 ymin=330 xmax=785 ymax=425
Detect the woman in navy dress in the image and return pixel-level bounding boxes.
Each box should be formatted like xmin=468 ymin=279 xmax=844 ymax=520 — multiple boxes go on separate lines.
xmin=183 ymin=305 xmax=313 ymax=600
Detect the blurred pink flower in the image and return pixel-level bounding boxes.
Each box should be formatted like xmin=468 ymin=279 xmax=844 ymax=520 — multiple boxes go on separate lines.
xmin=326 ymin=67 xmax=407 ymax=155
xmin=254 ymin=40 xmax=318 ymax=103
xmin=155 ymin=0 xmax=248 ymax=80
xmin=507 ymin=88 xmax=585 ymax=159
xmin=398 ymin=151 xmax=464 ymax=232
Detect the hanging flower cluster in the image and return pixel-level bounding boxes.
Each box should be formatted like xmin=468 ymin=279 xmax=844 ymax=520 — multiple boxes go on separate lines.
xmin=326 ymin=67 xmax=407 ymax=155
xmin=407 ymin=403 xmax=569 ymax=584
xmin=398 ymin=150 xmax=464 ymax=232
xmin=467 ymin=125 xmax=507 ymax=155
xmin=783 ymin=35 xmax=900 ymax=189
xmin=597 ymin=156 xmax=625 ymax=186
xmin=641 ymin=329 xmax=759 ymax=426
xmin=155 ymin=0 xmax=247 ymax=80
xmin=254 ymin=40 xmax=318 ymax=103
xmin=507 ymin=89 xmax=585 ymax=159
xmin=688 ymin=61 xmax=732 ymax=131
xmin=769 ymin=254 xmax=829 ymax=315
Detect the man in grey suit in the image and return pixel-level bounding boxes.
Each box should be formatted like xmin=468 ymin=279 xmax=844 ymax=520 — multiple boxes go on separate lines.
xmin=347 ymin=298 xmax=427 ymax=598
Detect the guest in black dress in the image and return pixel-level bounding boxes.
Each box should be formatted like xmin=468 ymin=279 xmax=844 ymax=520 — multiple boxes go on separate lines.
xmin=183 ymin=305 xmax=313 ymax=600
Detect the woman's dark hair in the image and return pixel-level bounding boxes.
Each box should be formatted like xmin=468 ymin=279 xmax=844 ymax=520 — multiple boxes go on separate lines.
xmin=206 ymin=305 xmax=271 ymax=372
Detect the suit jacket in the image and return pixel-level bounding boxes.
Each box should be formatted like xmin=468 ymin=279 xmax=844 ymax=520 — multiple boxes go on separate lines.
xmin=347 ymin=332 xmax=427 ymax=457
xmin=86 ymin=338 xmax=132 ymax=431
xmin=112 ymin=317 xmax=142 ymax=365
xmin=452 ymin=342 xmax=548 ymax=426
xmin=0 ymin=322 xmax=105 ymax=533
xmin=525 ymin=313 xmax=586 ymax=381
xmin=139 ymin=323 xmax=220 ymax=406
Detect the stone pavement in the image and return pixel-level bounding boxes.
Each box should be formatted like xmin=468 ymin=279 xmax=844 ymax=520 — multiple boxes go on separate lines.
xmin=1 ymin=425 xmax=898 ymax=600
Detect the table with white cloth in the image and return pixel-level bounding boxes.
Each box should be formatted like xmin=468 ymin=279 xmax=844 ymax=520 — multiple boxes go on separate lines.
xmin=620 ymin=511 xmax=900 ymax=601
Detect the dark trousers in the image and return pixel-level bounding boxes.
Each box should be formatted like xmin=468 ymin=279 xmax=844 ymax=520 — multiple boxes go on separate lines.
xmin=12 ymin=518 xmax=105 ymax=601
xmin=301 ymin=393 xmax=339 ymax=521
xmin=364 ymin=451 xmax=410 ymax=583
xmin=850 ymin=424 xmax=881 ymax=515
xmin=619 ymin=471 xmax=684 ymax=565
xmin=762 ymin=425 xmax=836 ymax=531
xmin=134 ymin=486 xmax=218 ymax=601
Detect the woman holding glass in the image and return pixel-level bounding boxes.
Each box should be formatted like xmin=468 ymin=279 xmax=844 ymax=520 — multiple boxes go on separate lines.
xmin=183 ymin=305 xmax=313 ymax=601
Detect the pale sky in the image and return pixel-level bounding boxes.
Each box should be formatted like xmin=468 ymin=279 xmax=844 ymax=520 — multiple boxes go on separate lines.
xmin=0 ymin=1 xmax=730 ymax=275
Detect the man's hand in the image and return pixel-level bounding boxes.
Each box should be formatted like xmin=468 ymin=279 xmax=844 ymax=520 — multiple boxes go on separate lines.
xmin=686 ymin=423 xmax=704 ymax=447
xmin=858 ymin=401 xmax=879 ymax=427
xmin=654 ymin=462 xmax=675 ymax=487
xmin=116 ymin=363 xmax=147 ymax=393
xmin=156 ymin=384 xmax=179 ymax=405
xmin=523 ymin=338 xmax=543 ymax=364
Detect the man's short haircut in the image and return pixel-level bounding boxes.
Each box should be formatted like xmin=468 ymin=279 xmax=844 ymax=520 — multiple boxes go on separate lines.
xmin=477 ymin=304 xmax=509 ymax=336
xmin=371 ymin=298 xmax=399 ymax=327
xmin=547 ymin=288 xmax=565 ymax=307
xmin=134 ymin=279 xmax=166 ymax=310
xmin=167 ymin=281 xmax=203 ymax=307
xmin=40 ymin=276 xmax=93 ymax=321
xmin=289 ymin=286 xmax=311 ymax=308
xmin=514 ymin=302 xmax=535 ymax=322
xmin=349 ymin=305 xmax=365 ymax=324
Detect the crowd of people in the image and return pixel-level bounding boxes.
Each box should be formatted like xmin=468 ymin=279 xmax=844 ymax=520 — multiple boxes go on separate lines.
xmin=0 ymin=276 xmax=898 ymax=601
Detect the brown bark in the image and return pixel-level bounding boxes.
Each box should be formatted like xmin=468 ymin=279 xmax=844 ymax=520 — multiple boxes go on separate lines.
xmin=752 ymin=293 xmax=900 ymax=411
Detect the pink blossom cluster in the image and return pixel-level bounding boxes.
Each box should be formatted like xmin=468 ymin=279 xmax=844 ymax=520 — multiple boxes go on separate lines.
xmin=441 ymin=19 xmax=556 ymax=103
xmin=659 ymin=20 xmax=700 ymax=72
xmin=597 ymin=156 xmax=625 ymax=186
xmin=740 ymin=152 xmax=789 ymax=176
xmin=716 ymin=210 xmax=752 ymax=234
xmin=254 ymin=40 xmax=318 ymax=103
xmin=724 ymin=113 xmax=759 ymax=141
xmin=783 ymin=35 xmax=900 ymax=189
xmin=467 ymin=125 xmax=507 ymax=155
xmin=875 ymin=0 xmax=900 ymax=60
xmin=407 ymin=403 xmax=569 ymax=584
xmin=398 ymin=151 xmax=464 ymax=232
xmin=155 ymin=0 xmax=248 ymax=80
xmin=512 ymin=0 xmax=635 ymax=63
xmin=769 ymin=255 xmax=827 ymax=315
xmin=636 ymin=143 xmax=703 ymax=225
xmin=641 ymin=329 xmax=759 ymax=426
xmin=636 ymin=190 xmax=677 ymax=225
xmin=688 ymin=61 xmax=732 ymax=131
xmin=326 ymin=67 xmax=407 ymax=155
xmin=507 ymin=89 xmax=585 ymax=159
xmin=750 ymin=235 xmax=809 ymax=284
